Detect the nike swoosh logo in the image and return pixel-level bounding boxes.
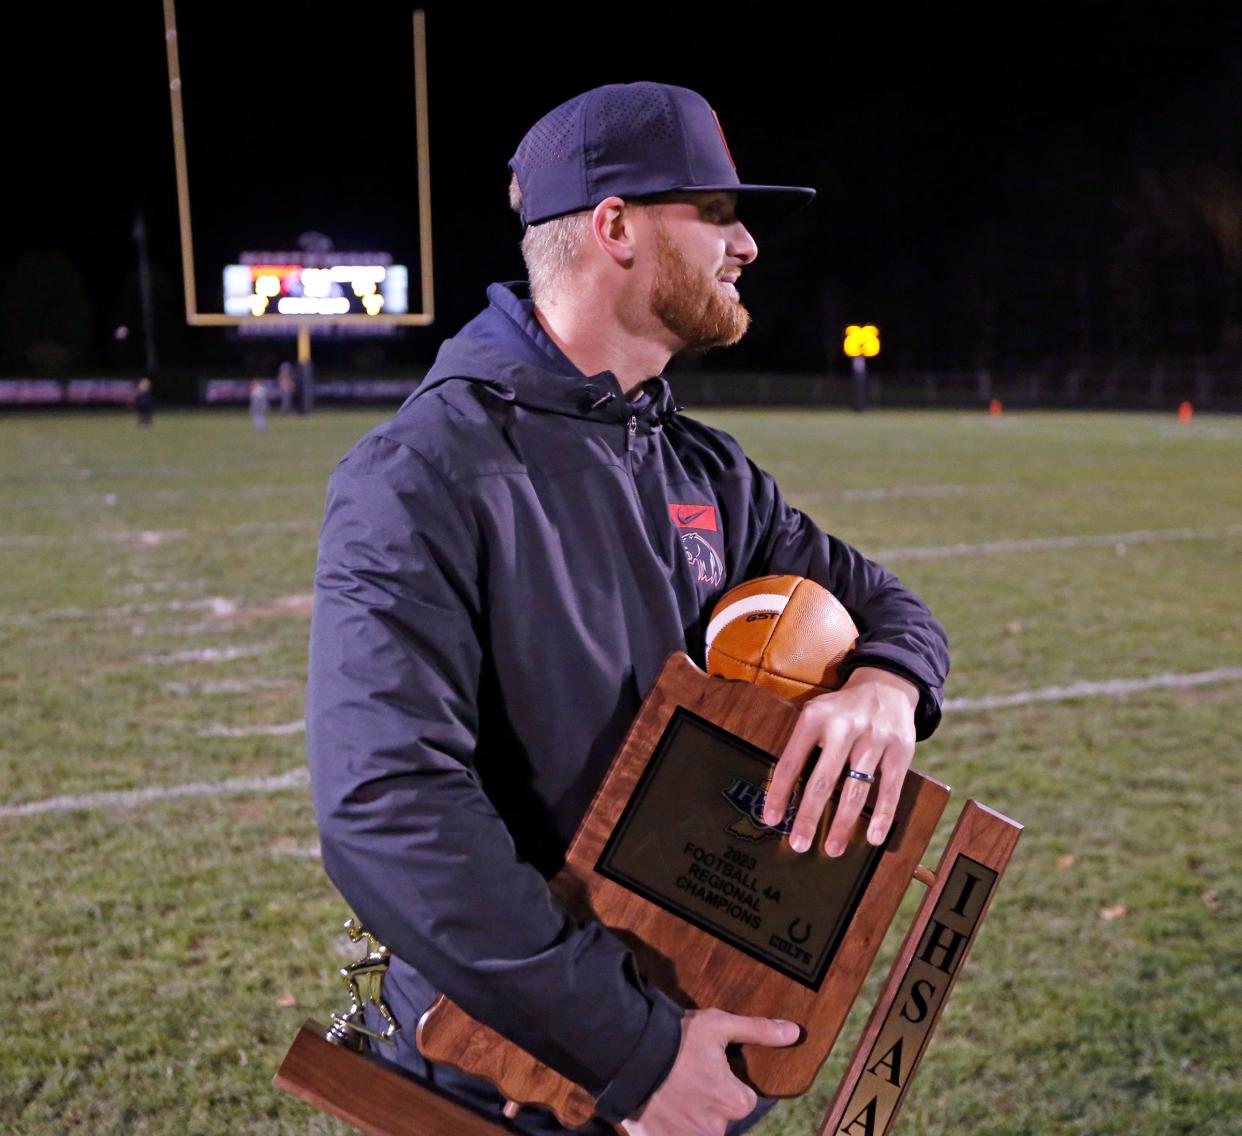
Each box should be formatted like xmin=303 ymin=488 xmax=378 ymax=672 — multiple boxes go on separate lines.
xmin=677 ymin=507 xmax=710 ymax=525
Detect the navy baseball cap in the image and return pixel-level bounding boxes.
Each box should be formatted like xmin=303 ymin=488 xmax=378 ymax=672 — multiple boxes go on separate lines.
xmin=509 ymin=81 xmax=816 ymax=226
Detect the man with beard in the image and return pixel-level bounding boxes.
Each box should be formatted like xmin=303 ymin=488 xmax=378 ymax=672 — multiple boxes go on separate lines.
xmin=307 ymin=82 xmax=949 ymax=1136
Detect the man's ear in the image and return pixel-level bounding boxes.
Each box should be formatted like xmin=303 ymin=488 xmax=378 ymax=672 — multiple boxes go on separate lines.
xmin=590 ymin=196 xmax=637 ymax=267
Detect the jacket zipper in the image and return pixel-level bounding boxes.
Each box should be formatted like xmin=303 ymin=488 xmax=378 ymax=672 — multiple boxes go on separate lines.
xmin=624 ymin=415 xmax=638 ymax=495
xmin=625 ymin=414 xmax=670 ymax=559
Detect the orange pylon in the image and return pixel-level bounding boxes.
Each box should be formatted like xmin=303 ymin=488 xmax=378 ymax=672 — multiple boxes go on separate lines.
xmin=1177 ymin=400 xmax=1193 ymax=422
xmin=989 ymin=398 xmax=1003 ymax=416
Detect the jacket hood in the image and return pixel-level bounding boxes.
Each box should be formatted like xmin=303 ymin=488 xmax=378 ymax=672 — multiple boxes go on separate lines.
xmin=409 ymin=282 xmax=679 ymax=428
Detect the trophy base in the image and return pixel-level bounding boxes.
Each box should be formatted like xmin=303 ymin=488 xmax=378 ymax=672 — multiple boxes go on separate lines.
xmin=274 ymin=1020 xmax=511 ymax=1136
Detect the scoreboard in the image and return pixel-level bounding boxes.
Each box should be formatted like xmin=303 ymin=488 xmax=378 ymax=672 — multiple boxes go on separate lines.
xmin=224 ymin=255 xmax=409 ymax=320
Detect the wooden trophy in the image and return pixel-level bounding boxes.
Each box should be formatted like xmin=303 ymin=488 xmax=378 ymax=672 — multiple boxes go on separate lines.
xmin=276 ymin=652 xmax=1022 ymax=1136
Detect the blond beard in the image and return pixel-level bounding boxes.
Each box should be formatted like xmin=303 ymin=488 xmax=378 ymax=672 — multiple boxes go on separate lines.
xmin=649 ymin=221 xmax=751 ymax=352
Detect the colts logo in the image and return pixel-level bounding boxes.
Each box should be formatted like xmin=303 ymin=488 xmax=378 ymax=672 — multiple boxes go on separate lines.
xmin=721 ymin=773 xmax=797 ymax=844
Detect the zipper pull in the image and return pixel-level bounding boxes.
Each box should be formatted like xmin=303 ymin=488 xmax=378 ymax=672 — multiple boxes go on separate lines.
xmin=626 ymin=415 xmax=638 ymax=450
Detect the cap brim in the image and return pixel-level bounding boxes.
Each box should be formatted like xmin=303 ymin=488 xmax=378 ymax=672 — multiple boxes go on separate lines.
xmin=672 ymin=182 xmax=816 ymax=222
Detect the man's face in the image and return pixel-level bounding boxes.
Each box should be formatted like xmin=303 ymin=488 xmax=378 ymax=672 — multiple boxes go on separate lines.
xmin=644 ymin=193 xmax=758 ymax=352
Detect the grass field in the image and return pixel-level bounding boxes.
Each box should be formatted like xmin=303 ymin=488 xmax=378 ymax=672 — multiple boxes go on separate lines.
xmin=1 ymin=406 xmax=1239 ymax=1135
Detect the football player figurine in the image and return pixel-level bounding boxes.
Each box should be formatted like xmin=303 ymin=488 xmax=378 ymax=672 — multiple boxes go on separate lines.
xmin=327 ymin=917 xmax=400 ymax=1049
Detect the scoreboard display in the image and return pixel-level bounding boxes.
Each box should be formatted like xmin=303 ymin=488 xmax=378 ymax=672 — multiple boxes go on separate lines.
xmin=223 ymin=257 xmax=409 ymax=319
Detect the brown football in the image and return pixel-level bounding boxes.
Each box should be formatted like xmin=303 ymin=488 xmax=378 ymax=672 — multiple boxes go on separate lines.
xmin=705 ymin=574 xmax=859 ymax=704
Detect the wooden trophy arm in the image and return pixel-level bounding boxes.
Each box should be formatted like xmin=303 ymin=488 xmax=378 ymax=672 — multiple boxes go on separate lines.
xmin=416 ymin=994 xmax=600 ymax=1130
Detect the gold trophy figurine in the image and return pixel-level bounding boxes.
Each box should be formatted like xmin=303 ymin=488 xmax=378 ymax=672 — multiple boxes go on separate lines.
xmin=326 ymin=918 xmax=401 ymax=1050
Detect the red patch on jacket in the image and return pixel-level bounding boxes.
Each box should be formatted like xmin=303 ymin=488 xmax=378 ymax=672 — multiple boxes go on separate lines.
xmin=668 ymin=503 xmax=718 ymax=532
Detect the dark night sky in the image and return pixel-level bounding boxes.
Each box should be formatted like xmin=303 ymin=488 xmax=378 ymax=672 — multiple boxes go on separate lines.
xmin=8 ymin=2 xmax=1242 ymax=374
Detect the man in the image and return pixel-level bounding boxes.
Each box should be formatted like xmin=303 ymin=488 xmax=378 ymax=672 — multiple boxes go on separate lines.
xmin=307 ymin=81 xmax=949 ymax=1136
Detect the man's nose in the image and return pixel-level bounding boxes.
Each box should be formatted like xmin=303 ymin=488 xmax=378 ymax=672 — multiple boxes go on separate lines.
xmin=729 ymin=221 xmax=758 ymax=265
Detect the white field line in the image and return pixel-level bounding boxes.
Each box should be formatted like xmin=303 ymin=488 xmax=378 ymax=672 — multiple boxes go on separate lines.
xmin=0 ymin=596 xmax=236 ymax=627
xmin=945 ymin=666 xmax=1242 ymax=712
xmin=164 ymin=678 xmax=293 ymax=696
xmin=0 ymin=519 xmax=315 ymax=548
xmin=1155 ymin=424 xmax=1242 ymax=440
xmin=201 ymin=667 xmax=1242 ymax=737
xmin=876 ymin=524 xmax=1242 ymax=562
xmin=269 ymin=841 xmax=323 ymax=860
xmin=0 ymin=529 xmax=187 ymax=549
xmin=141 ymin=645 xmax=267 ymax=665
xmin=173 ymin=596 xmax=314 ymax=636
xmin=13 ymin=522 xmax=1235 ymax=627
xmin=200 ymin=720 xmax=306 ymax=738
xmin=3 ymin=593 xmax=312 ymax=629
xmin=0 ymin=767 xmax=309 ymax=819
xmin=6 ymin=667 xmax=1240 ymax=823
xmin=836 ymin=483 xmax=1018 ymax=502
xmin=10 ymin=485 xmax=314 ymax=510
xmin=114 ymin=580 xmax=207 ymax=597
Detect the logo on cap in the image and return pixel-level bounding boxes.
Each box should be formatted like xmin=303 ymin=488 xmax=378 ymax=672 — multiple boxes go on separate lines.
xmin=711 ymin=110 xmax=737 ymax=171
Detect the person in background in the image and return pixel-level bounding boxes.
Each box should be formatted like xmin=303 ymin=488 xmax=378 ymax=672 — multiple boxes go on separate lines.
xmin=249 ymin=378 xmax=269 ymax=432
xmin=134 ymin=378 xmax=153 ymax=427
xmin=277 ymin=361 xmax=296 ymax=413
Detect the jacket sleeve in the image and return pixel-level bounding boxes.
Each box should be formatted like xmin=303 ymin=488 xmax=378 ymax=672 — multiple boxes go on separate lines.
xmin=305 ymin=434 xmax=682 ymax=1123
xmin=742 ymin=457 xmax=950 ymax=738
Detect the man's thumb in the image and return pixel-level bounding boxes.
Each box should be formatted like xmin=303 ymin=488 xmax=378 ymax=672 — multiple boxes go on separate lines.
xmin=718 ymin=1012 xmax=800 ymax=1048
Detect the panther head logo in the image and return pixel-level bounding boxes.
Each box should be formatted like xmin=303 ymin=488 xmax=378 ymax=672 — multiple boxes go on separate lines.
xmin=681 ymin=531 xmax=724 ymax=587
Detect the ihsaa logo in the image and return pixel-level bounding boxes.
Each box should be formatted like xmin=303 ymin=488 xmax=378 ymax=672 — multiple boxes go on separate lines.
xmin=722 ymin=775 xmax=797 ymax=844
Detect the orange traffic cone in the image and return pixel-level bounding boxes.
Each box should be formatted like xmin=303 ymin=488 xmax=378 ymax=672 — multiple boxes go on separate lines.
xmin=989 ymin=398 xmax=1003 ymax=416
xmin=1177 ymin=400 xmax=1193 ymax=423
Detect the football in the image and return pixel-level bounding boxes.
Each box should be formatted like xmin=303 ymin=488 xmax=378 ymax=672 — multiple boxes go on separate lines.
xmin=705 ymin=574 xmax=859 ymax=703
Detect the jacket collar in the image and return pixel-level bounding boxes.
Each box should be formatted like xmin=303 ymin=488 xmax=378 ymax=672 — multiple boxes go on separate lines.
xmin=411 ymin=282 xmax=680 ymax=429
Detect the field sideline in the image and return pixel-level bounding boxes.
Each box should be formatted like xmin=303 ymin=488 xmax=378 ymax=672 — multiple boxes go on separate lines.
xmin=1 ymin=408 xmax=1239 ymax=1135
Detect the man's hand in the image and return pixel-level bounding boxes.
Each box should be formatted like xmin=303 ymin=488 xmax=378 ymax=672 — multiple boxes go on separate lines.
xmin=761 ymin=667 xmax=918 ymax=856
xmin=622 ymin=1009 xmax=797 ymax=1136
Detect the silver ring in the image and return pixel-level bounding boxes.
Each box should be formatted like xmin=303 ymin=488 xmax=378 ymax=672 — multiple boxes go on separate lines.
xmin=845 ymin=768 xmax=876 ymax=784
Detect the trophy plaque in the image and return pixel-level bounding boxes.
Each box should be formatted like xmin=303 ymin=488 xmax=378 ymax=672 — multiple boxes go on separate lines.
xmin=276 ymin=652 xmax=1022 ymax=1136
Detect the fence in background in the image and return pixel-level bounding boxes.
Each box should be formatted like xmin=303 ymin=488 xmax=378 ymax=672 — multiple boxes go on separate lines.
xmin=667 ymin=361 xmax=1242 ymax=411
xmin=0 ymin=379 xmax=139 ymax=406
xmin=3 ymin=362 xmax=1241 ymax=411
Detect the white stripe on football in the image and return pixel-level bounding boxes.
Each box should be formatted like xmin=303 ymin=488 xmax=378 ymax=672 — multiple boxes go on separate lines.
xmin=705 ymin=593 xmax=790 ymax=653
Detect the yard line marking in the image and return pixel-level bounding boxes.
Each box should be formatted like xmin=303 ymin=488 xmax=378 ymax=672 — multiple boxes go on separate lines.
xmin=206 ymin=668 xmax=1242 ymax=735
xmin=164 ymin=678 xmax=292 ymax=696
xmin=141 ymin=645 xmax=267 ymax=665
xmin=269 ymin=841 xmax=323 ymax=860
xmin=836 ymin=483 xmax=1018 ymax=502
xmin=0 ymin=519 xmax=315 ymax=548
xmin=1156 ymin=424 xmax=1242 ymax=440
xmin=200 ymin=720 xmax=306 ymax=738
xmin=946 ymin=666 xmax=1242 ymax=712
xmin=4 ymin=670 xmax=1237 ymax=819
xmin=6 ymin=669 xmax=1240 ymax=822
xmin=10 ymin=485 xmax=315 ymax=508
xmin=1 ymin=592 xmax=312 ymax=628
xmin=0 ymin=767 xmax=309 ymax=819
xmin=174 ymin=605 xmax=312 ymax=634
xmin=0 ymin=596 xmax=231 ymax=626
xmin=0 ymin=529 xmax=186 ymax=548
xmin=876 ymin=524 xmax=1242 ymax=561
xmin=114 ymin=580 xmax=207 ymax=596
